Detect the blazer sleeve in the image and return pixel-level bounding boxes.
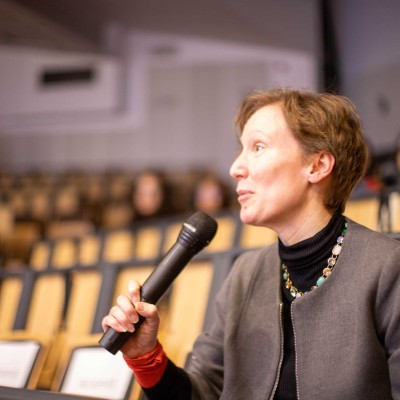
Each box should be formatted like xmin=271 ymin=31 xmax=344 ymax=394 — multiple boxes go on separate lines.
xmin=374 ymin=242 xmax=400 ymax=398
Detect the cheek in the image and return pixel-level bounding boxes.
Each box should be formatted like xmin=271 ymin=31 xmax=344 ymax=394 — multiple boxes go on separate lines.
xmin=251 ymin=161 xmax=276 ymax=187
xmin=254 ymin=161 xmax=305 ymax=196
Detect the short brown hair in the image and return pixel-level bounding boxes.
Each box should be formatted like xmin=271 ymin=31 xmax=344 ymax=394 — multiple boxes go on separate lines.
xmin=234 ymin=88 xmax=368 ymax=213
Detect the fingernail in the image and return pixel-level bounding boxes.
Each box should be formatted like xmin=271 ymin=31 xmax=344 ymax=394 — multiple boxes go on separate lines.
xmin=128 ymin=281 xmax=137 ymax=292
xmin=135 ymin=302 xmax=145 ymax=312
xmin=130 ymin=314 xmax=139 ymax=324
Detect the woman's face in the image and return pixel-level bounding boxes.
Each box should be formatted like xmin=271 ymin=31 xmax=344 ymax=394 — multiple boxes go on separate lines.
xmin=230 ymin=104 xmax=313 ymax=230
xmin=133 ymin=174 xmax=163 ymax=216
xmin=194 ymin=178 xmax=223 ymax=213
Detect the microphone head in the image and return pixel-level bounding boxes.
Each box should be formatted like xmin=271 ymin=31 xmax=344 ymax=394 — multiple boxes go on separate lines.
xmin=178 ymin=211 xmax=218 ymax=251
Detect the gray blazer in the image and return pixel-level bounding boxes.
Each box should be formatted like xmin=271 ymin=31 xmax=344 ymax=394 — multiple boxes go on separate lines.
xmin=187 ymin=219 xmax=400 ymax=399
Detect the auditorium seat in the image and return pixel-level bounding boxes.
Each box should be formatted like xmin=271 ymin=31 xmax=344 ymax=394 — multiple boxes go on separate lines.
xmin=77 ymin=233 xmax=101 ymax=266
xmin=36 ymin=267 xmax=103 ymax=389
xmin=8 ymin=188 xmax=29 ymax=220
xmin=0 ymin=202 xmax=14 ymax=238
xmin=112 ymin=264 xmax=157 ymax=304
xmin=344 ymin=197 xmax=380 ymax=231
xmin=162 ymin=212 xmax=238 ymax=255
xmin=49 ymin=263 xmax=155 ymax=400
xmin=160 ymin=258 xmax=213 ymax=365
xmin=64 ymin=269 xmax=103 ymax=336
xmin=29 ymin=241 xmax=52 ymax=270
xmin=133 ymin=223 xmax=164 ymax=260
xmin=238 ymin=223 xmax=277 ymax=249
xmin=160 ymin=253 xmax=232 ymax=367
xmin=0 ymin=337 xmax=47 ymax=389
xmin=0 ymin=270 xmax=68 ymax=389
xmin=2 ymin=221 xmax=42 ymax=266
xmin=50 ymin=333 xmax=137 ymax=400
xmin=29 ymin=227 xmax=103 ymax=270
xmin=102 ymin=229 xmax=135 ymax=263
xmin=45 ymin=219 xmax=94 ymax=240
xmin=205 ymin=214 xmax=237 ymax=253
xmin=389 ymin=191 xmax=400 ymax=232
xmin=105 ymin=171 xmax=132 ymax=203
xmin=30 ymin=188 xmax=52 ymax=223
xmin=0 ymin=271 xmax=24 ymax=333
xmin=52 ymin=187 xmax=81 ymax=221
xmin=23 ymin=272 xmax=67 ymax=339
xmin=50 ymin=238 xmax=78 ymax=269
xmin=161 ymin=219 xmax=183 ymax=254
xmin=100 ymin=201 xmax=134 ymax=229
xmin=30 ymin=237 xmax=87 ymax=271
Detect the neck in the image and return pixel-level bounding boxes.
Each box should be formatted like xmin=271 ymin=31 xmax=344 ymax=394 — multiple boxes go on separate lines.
xmin=274 ymin=206 xmax=334 ymax=246
xmin=279 ymin=212 xmax=345 ymax=296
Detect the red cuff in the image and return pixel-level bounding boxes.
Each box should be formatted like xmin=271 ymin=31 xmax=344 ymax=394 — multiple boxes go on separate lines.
xmin=123 ymin=341 xmax=168 ymax=388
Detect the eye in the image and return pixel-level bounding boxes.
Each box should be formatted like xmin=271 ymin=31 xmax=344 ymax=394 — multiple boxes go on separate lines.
xmin=255 ymin=143 xmax=265 ymax=152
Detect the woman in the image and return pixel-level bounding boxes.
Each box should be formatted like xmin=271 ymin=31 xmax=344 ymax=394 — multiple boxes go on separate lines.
xmin=189 ymin=171 xmax=232 ymax=215
xmin=102 ymin=88 xmax=400 ymax=399
xmin=131 ymin=169 xmax=176 ymax=221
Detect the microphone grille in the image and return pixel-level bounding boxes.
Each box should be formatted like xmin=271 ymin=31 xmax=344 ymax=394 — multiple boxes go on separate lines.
xmin=185 ymin=211 xmax=218 ymax=245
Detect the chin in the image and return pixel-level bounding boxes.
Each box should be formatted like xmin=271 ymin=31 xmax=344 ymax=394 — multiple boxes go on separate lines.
xmin=240 ymin=210 xmax=256 ymax=226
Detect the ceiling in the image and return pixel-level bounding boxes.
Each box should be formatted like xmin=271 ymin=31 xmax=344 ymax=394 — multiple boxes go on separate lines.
xmin=0 ymin=0 xmax=97 ymax=52
xmin=0 ymin=0 xmax=320 ymax=54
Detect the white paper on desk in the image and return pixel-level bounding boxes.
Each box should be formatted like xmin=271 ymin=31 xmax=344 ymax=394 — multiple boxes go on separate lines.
xmin=0 ymin=340 xmax=41 ymax=388
xmin=60 ymin=347 xmax=133 ymax=400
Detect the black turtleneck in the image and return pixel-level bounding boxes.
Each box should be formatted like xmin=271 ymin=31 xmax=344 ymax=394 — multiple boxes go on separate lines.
xmin=274 ymin=212 xmax=345 ymax=400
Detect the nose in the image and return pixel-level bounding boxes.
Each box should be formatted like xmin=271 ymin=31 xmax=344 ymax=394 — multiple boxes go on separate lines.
xmin=229 ymin=152 xmax=247 ymax=180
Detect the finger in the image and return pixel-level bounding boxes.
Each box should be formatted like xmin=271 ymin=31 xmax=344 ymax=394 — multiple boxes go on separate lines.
xmin=110 ymin=305 xmax=135 ymax=332
xmin=134 ymin=302 xmax=158 ymax=321
xmin=101 ymin=314 xmax=129 ymax=333
xmin=132 ymin=302 xmax=160 ymax=338
xmin=128 ymin=280 xmax=141 ymax=304
xmin=116 ymin=294 xmax=139 ymax=324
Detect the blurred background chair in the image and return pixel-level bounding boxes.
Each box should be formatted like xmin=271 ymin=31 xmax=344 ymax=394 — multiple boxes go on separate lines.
xmin=0 ymin=269 xmax=68 ymax=389
xmin=237 ymin=223 xmax=278 ymax=249
xmin=344 ymin=197 xmax=380 ymax=231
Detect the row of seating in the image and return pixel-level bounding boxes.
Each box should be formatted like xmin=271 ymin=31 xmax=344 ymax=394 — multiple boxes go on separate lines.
xmin=1 ymin=196 xmax=399 ymax=399
xmin=21 ymin=194 xmax=400 ymax=271
xmin=0 ymin=210 xmax=279 ymax=398
xmin=2 ymin=182 xmax=400 ymax=267
xmin=17 ymin=211 xmax=276 ymax=271
xmin=0 ymin=167 xmax=231 ymax=234
xmin=0 ymin=169 xmax=150 ymax=265
xmin=0 ymin=219 xmax=96 ymax=266
xmin=0 ymin=249 xmax=236 ymax=399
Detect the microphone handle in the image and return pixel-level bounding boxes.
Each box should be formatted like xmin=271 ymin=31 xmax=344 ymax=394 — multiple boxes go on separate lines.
xmin=141 ymin=242 xmax=196 ymax=304
xmin=98 ymin=317 xmax=144 ymax=355
xmin=99 ymin=243 xmax=197 ymax=354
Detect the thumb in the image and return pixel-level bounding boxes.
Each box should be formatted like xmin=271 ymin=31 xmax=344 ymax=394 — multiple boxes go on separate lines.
xmin=133 ymin=301 xmax=160 ymax=332
xmin=134 ymin=301 xmax=157 ymax=319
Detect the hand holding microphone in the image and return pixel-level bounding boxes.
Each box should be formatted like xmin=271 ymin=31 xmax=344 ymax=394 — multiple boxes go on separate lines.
xmin=99 ymin=212 xmax=218 ymax=355
xmin=101 ymin=279 xmax=161 ymax=359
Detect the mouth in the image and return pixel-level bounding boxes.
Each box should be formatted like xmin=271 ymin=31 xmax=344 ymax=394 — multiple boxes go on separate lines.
xmin=237 ymin=189 xmax=253 ymax=203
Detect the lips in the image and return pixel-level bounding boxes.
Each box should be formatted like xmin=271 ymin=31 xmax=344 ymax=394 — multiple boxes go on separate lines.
xmin=237 ymin=189 xmax=253 ymax=203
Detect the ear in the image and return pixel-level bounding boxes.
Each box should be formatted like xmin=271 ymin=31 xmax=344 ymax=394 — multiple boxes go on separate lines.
xmin=308 ymin=152 xmax=335 ymax=183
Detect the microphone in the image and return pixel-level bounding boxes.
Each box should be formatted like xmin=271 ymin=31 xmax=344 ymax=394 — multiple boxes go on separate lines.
xmin=98 ymin=211 xmax=218 ymax=354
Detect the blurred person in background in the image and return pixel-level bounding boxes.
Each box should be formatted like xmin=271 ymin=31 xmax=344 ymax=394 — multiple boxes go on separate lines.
xmin=189 ymin=171 xmax=233 ymax=215
xmin=131 ymin=170 xmax=177 ymax=222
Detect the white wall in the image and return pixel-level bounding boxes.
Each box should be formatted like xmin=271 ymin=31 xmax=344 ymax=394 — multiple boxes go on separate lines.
xmin=0 ymin=31 xmax=317 ymax=175
xmin=331 ymin=0 xmax=400 ymax=152
xmin=0 ymin=46 xmax=121 ymax=118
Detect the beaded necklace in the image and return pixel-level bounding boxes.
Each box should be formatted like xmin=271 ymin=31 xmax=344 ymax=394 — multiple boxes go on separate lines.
xmin=281 ymin=220 xmax=347 ymax=298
